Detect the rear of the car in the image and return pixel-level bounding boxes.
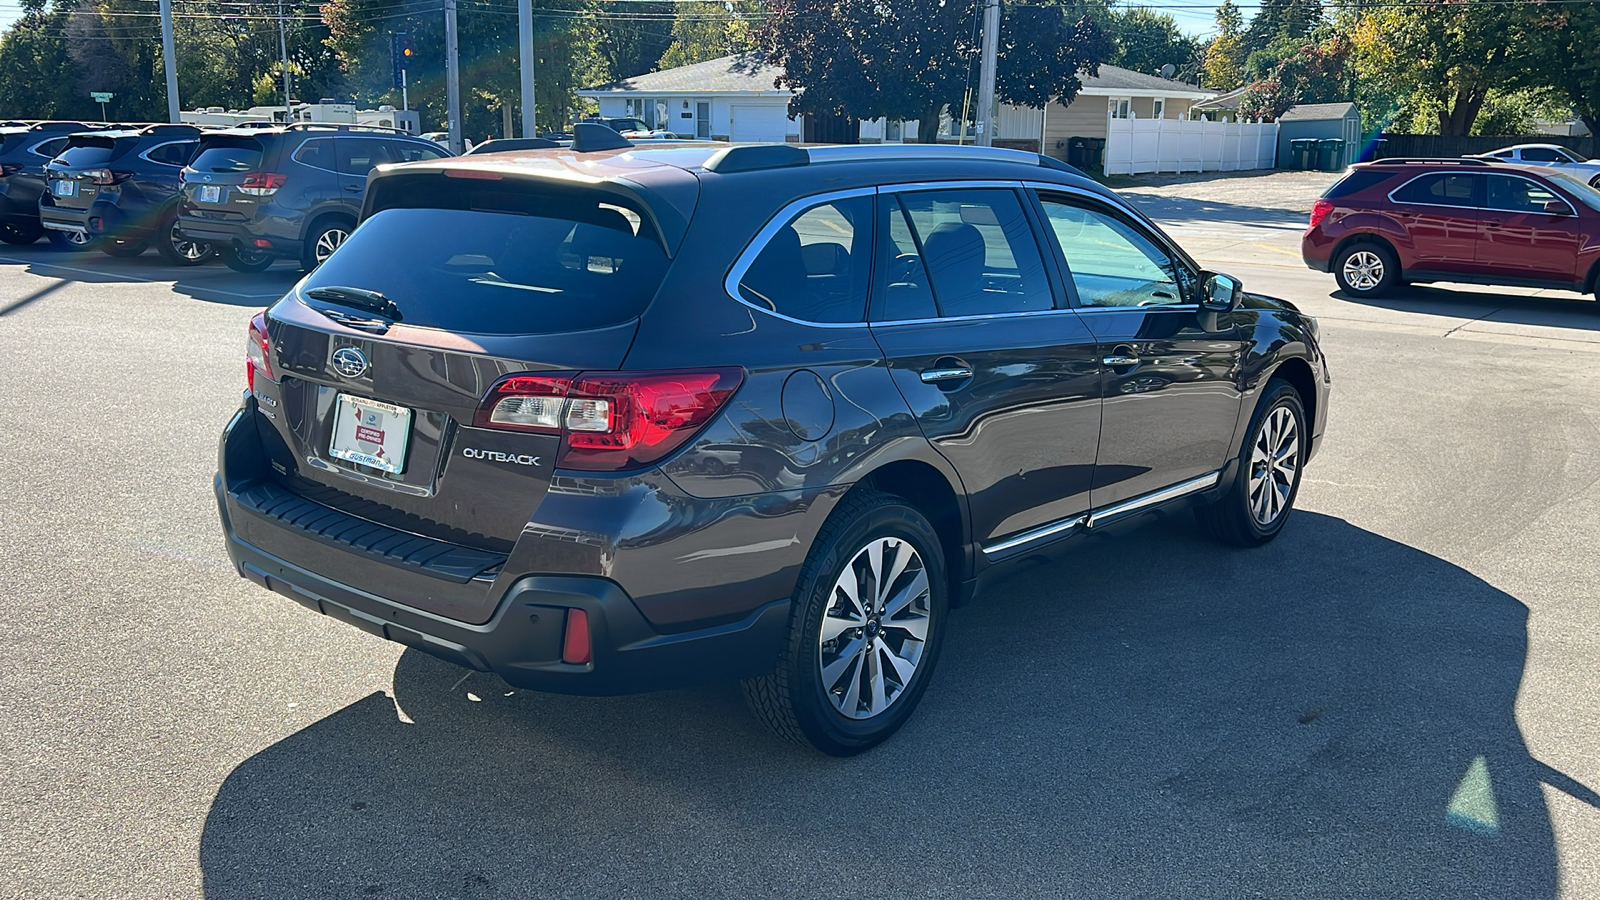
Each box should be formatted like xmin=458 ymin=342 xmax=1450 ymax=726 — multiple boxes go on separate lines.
xmin=176 ymin=130 xmax=289 ymax=254
xmin=216 ymin=157 xmax=789 ymax=693
xmin=1300 ymin=164 xmax=1409 ymax=273
xmin=0 ymin=124 xmax=88 ymax=243
xmin=37 ymin=132 xmax=142 ymax=240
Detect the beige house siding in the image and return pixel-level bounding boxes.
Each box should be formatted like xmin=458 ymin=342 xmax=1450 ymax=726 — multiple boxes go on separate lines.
xmin=1042 ymin=101 xmax=1109 ymax=159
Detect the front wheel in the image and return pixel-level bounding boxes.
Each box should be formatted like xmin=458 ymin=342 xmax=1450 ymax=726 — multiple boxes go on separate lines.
xmin=156 ymin=220 xmax=214 ymax=266
xmin=743 ymin=491 xmax=948 ymax=756
xmin=1196 ymin=378 xmax=1307 ymax=547
xmin=220 ymin=246 xmax=275 ymax=273
xmin=1333 ymin=242 xmax=1398 ymax=298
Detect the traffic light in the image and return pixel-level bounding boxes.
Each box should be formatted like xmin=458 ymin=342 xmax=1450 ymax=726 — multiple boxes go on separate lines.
xmin=391 ymin=32 xmax=414 ymax=90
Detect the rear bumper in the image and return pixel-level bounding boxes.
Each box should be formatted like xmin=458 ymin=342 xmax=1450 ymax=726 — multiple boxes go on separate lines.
xmin=177 ymin=213 xmax=301 ymax=258
xmin=38 ymin=204 xmax=94 ymax=234
xmin=1300 ymin=230 xmax=1332 ymax=272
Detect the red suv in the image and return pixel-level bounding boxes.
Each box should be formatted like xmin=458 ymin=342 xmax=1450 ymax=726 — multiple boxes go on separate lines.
xmin=1301 ymin=158 xmax=1600 ymax=302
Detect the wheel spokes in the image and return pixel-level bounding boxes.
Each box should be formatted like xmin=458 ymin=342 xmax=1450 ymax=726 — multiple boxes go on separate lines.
xmin=817 ymin=535 xmax=932 ymax=719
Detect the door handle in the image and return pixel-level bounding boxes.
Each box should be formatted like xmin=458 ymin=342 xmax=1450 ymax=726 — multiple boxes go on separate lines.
xmin=343 ymin=184 xmax=362 ymax=192
xmin=920 ymin=366 xmax=974 ymax=384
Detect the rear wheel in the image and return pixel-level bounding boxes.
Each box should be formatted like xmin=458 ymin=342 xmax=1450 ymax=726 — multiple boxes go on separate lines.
xmin=1196 ymin=378 xmax=1307 ymax=547
xmin=1333 ymin=242 xmax=1398 ymax=298
xmin=302 ymin=219 xmax=353 ymax=271
xmin=46 ymin=229 xmax=96 ymax=252
xmin=220 ymin=246 xmax=275 ymax=273
xmin=100 ymin=239 xmax=148 ymax=258
xmin=156 ymin=219 xmax=214 ymax=266
xmin=0 ymin=220 xmax=42 ymax=245
xmin=743 ymin=490 xmax=948 ymax=756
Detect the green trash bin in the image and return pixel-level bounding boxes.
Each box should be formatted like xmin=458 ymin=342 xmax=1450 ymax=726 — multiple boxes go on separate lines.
xmin=1288 ymin=138 xmax=1317 ymax=170
xmin=1319 ymin=138 xmax=1347 ymax=171
xmin=1085 ymin=137 xmax=1105 ymax=170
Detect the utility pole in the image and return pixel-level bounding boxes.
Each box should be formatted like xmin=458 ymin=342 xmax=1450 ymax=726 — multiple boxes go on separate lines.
xmin=974 ymin=0 xmax=1000 ymax=147
xmin=444 ymin=0 xmax=463 ymax=154
xmin=518 ymin=0 xmax=536 ymax=137
xmin=159 ymin=0 xmax=179 ymax=122
xmin=278 ymin=0 xmax=293 ymax=124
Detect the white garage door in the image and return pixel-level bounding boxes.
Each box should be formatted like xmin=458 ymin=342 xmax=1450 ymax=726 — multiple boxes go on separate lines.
xmin=729 ymin=105 xmax=790 ymax=143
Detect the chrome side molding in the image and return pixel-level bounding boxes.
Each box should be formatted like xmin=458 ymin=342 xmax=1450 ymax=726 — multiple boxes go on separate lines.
xmin=981 ymin=470 xmax=1221 ymax=558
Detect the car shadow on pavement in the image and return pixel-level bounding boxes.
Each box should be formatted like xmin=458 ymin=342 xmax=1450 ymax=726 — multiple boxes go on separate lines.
xmin=0 ymin=242 xmax=298 ymax=307
xmin=198 ymin=512 xmax=1591 ymax=899
xmin=1335 ymin=284 xmax=1600 ymax=333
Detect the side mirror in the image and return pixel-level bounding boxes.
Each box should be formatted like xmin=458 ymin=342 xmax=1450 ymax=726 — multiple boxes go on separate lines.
xmin=1543 ymin=199 xmax=1571 ymax=216
xmin=1200 ymin=272 xmax=1241 ymax=312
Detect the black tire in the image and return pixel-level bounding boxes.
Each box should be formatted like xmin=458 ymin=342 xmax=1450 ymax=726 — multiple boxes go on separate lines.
xmin=1196 ymin=378 xmax=1308 ymax=547
xmin=220 ymin=246 xmax=275 ymax=273
xmin=301 ymin=218 xmax=354 ymax=271
xmin=1332 ymin=241 xmax=1399 ymax=298
xmin=0 ymin=219 xmax=42 ymax=245
xmin=99 ymin=239 xmax=148 ymax=258
xmin=742 ymin=490 xmax=949 ymax=756
xmin=46 ymin=229 xmax=96 ymax=252
xmin=155 ymin=219 xmax=214 ymax=266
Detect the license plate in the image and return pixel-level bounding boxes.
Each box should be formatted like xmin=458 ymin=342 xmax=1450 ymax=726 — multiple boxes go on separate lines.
xmin=52 ymin=180 xmax=77 ymax=198
xmin=198 ymin=184 xmax=221 ymax=203
xmin=329 ymin=394 xmax=411 ymax=474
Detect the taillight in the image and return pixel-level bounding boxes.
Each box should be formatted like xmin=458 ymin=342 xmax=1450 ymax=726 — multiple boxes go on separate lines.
xmin=82 ymin=168 xmax=116 ymax=185
xmin=246 ymin=311 xmax=274 ymax=392
xmin=0 ymin=163 xmax=20 ymax=177
xmin=474 ymin=368 xmax=743 ymax=471
xmin=238 ymin=172 xmax=286 ymax=196
xmin=1308 ymin=198 xmax=1334 ymax=229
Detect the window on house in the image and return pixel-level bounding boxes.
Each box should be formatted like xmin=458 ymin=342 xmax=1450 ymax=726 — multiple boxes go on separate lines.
xmin=1152 ymin=99 xmax=1166 ymax=119
xmin=1110 ymin=99 xmax=1131 ymax=119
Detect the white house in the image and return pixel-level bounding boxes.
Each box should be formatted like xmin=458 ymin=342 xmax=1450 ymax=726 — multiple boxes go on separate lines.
xmin=577 ymin=54 xmax=1215 ymax=157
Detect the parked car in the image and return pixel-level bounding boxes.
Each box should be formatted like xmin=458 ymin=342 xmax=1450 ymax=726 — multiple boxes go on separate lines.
xmin=216 ymin=141 xmax=1329 ymax=755
xmin=176 ymin=123 xmax=450 ymax=272
xmin=1302 ymin=156 xmax=1600 ymax=301
xmin=461 ymin=137 xmax=562 ymax=155
xmin=578 ymin=116 xmax=674 ymax=138
xmin=37 ymin=124 xmax=214 ymax=262
xmin=0 ymin=121 xmax=95 ymax=245
xmin=1473 ymin=143 xmax=1600 ymax=186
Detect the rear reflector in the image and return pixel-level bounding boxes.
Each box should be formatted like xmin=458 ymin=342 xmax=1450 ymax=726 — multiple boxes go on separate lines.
xmin=474 ymin=368 xmax=743 ymax=471
xmin=562 ymin=608 xmax=591 ymax=664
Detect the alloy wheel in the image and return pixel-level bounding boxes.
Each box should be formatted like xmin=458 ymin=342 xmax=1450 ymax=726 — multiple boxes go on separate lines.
xmin=170 ymin=223 xmax=210 ymax=261
xmin=1248 ymin=405 xmax=1300 ymax=526
xmin=63 ymin=230 xmax=91 ymax=247
xmin=816 ymin=537 xmax=932 ymax=720
xmin=1341 ymin=250 xmax=1384 ymax=292
xmin=314 ymin=227 xmax=349 ymax=265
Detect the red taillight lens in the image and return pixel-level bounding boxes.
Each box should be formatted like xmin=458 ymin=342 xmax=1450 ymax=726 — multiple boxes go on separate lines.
xmin=238 ymin=172 xmax=286 ymax=196
xmin=1 ymin=163 xmax=23 ymax=177
xmin=473 ymin=368 xmax=744 ymax=471
xmin=82 ymin=168 xmax=116 ymax=185
xmin=561 ymin=608 xmax=591 ymax=665
xmin=1308 ymin=198 xmax=1334 ymax=229
xmin=246 ymin=311 xmax=274 ymax=392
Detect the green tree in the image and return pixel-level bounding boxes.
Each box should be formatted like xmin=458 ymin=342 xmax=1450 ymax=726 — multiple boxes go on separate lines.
xmin=1202 ymin=0 xmax=1246 ymax=91
xmin=759 ymin=0 xmax=1109 ymax=143
xmin=1101 ymin=6 xmax=1198 ymax=81
xmin=658 ymin=1 xmax=760 ymax=70
xmin=1529 ymin=3 xmax=1600 ymax=138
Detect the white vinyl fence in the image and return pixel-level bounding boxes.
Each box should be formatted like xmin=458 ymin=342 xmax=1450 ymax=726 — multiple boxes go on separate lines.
xmin=1104 ymin=116 xmax=1279 ymax=175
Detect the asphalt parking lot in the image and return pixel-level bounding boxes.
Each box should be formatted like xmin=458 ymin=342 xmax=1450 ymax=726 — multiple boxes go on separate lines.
xmin=3 ymin=172 xmax=1599 ymax=899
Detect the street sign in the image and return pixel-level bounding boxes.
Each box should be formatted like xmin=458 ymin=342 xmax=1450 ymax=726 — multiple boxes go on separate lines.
xmin=90 ymin=92 xmax=113 ymax=103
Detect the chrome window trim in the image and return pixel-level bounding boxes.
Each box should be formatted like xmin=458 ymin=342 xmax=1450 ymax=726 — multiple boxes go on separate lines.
xmin=28 ymin=137 xmax=69 ymax=159
xmin=1386 ymin=172 xmax=1485 ymax=210
xmin=721 ymin=186 xmax=879 ymax=329
xmin=870 ymin=307 xmax=1088 ymax=328
xmin=1481 ymin=172 xmax=1577 ymax=217
xmin=1085 ymin=471 xmax=1220 ymax=529
xmin=139 ymin=139 xmax=195 ymax=168
xmin=291 ymin=137 xmax=341 ymax=174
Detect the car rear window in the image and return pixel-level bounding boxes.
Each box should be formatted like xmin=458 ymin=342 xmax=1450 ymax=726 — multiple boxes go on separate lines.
xmin=300 ymin=192 xmax=669 ymax=335
xmin=1323 ymin=170 xmax=1394 ymax=199
xmin=0 ymin=132 xmax=29 ymax=155
xmin=189 ymin=138 xmax=264 ymax=173
xmin=55 ymin=137 xmax=128 ymax=167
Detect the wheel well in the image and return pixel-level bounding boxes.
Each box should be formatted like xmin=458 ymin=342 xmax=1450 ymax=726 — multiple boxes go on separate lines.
xmin=302 ymin=211 xmax=356 ymax=244
xmin=1584 ymin=258 xmax=1600 ymax=295
xmin=860 ymin=461 xmax=966 ymax=593
xmin=1331 ymin=232 xmax=1397 ymax=268
xmin=1271 ymin=357 xmax=1318 ymax=442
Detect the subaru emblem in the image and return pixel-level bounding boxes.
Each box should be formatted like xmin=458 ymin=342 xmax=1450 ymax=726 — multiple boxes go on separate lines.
xmin=332 ymin=347 xmax=369 ymax=379
xmin=202 ymin=174 xmax=212 ymax=182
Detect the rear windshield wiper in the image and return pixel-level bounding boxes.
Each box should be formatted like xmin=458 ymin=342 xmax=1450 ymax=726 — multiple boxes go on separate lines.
xmin=303 ymin=286 xmax=403 ymax=323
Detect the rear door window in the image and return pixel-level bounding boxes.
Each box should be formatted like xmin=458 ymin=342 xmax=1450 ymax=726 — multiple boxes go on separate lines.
xmin=30 ymin=137 xmax=69 ymax=159
xmin=1392 ymin=173 xmax=1483 ymax=207
xmin=293 ymin=139 xmax=336 ymax=171
xmin=389 ymin=140 xmax=447 ymax=163
xmin=301 ymin=187 xmax=671 ymax=335
xmin=337 ymin=139 xmax=393 ymax=177
xmin=893 ymin=188 xmax=1053 ymax=317
xmin=735 ymin=195 xmax=873 ymax=323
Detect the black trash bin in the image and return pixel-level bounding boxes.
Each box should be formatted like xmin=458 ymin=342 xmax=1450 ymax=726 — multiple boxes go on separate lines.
xmin=1085 ymin=137 xmax=1105 ymax=170
xmin=1067 ymin=136 xmax=1089 ymax=168
xmin=1288 ymin=138 xmax=1317 ymax=170
xmin=1319 ymin=138 xmax=1347 ymax=171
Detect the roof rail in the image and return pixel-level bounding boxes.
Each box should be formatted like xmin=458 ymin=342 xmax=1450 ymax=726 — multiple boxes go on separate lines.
xmin=1367 ymin=157 xmax=1498 ymax=166
xmin=281 ymin=122 xmax=417 ymax=135
xmin=140 ymin=123 xmax=201 ymax=136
